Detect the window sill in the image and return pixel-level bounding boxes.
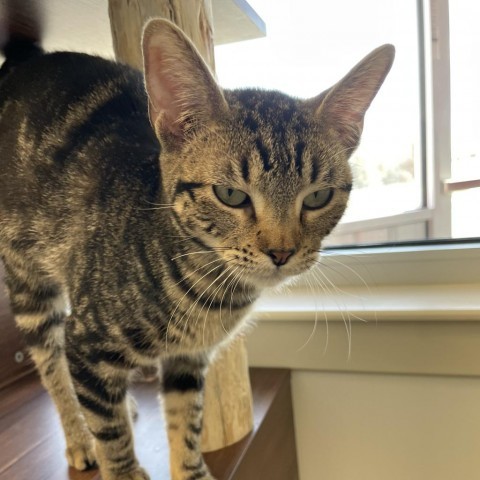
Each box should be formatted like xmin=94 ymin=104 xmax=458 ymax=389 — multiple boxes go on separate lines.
xmin=253 ymin=241 xmax=480 ymax=323
xmin=253 ymin=283 xmax=480 ymax=323
xmin=246 ymin=242 xmax=480 ymax=377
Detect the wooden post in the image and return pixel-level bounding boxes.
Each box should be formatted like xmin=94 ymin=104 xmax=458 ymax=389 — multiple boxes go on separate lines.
xmin=109 ymin=0 xmax=215 ymax=72
xmin=108 ymin=0 xmax=254 ymax=453
xmin=200 ymin=336 xmax=253 ymax=452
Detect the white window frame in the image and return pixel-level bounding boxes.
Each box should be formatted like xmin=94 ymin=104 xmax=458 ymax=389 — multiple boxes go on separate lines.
xmin=249 ymin=239 xmax=480 ymax=375
xmin=325 ymin=0 xmax=479 ymax=246
xmin=248 ymin=0 xmax=480 ymax=375
xmin=426 ymin=0 xmax=452 ymax=238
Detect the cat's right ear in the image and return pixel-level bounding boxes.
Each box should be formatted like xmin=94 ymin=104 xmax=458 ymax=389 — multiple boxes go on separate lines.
xmin=307 ymin=44 xmax=395 ymax=151
xmin=142 ymin=19 xmax=227 ymax=146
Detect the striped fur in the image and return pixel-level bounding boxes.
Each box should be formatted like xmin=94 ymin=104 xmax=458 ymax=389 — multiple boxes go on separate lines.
xmin=0 ymin=18 xmax=394 ymax=480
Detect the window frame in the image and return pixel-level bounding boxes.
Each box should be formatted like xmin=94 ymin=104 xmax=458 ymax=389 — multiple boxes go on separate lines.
xmin=247 ymin=0 xmax=480 ymax=381
xmin=325 ymin=0 xmax=467 ymax=246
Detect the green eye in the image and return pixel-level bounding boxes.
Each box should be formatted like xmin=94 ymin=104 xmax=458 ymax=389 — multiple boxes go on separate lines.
xmin=303 ymin=188 xmax=334 ymax=210
xmin=213 ymin=185 xmax=251 ymax=208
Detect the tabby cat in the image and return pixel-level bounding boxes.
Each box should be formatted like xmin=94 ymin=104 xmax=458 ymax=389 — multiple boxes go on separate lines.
xmin=0 ymin=18 xmax=394 ymax=480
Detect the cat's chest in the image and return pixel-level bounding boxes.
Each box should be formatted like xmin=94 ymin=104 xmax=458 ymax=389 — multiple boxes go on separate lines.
xmin=68 ymin=290 xmax=253 ymax=367
xmin=67 ymin=242 xmax=257 ymax=359
xmin=163 ymin=302 xmax=253 ymax=355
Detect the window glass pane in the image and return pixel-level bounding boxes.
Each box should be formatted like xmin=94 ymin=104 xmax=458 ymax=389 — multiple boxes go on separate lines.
xmin=449 ymin=1 xmax=480 ymax=240
xmin=215 ymin=0 xmax=422 ymax=245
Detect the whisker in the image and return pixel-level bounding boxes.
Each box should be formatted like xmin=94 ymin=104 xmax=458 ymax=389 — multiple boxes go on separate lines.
xmin=317 ymin=253 xmax=377 ymax=325
xmin=170 ymin=249 xmax=228 ymax=261
xmin=308 ymin=269 xmax=331 ymax=355
xmin=314 ymin=261 xmax=369 ymax=302
xmin=296 ymin=275 xmax=318 ymax=352
xmin=311 ymin=267 xmax=352 ymax=358
xmin=138 ymin=199 xmax=175 ymax=211
xmin=230 ymin=267 xmax=247 ymax=317
xmin=319 ymin=253 xmax=373 ymax=291
xmin=177 ymin=265 xmax=234 ymax=347
xmin=143 ymin=200 xmax=175 ymax=207
xmin=179 ymin=262 xmax=235 ymax=338
xmin=199 ymin=266 xmax=237 ymax=333
xmin=198 ymin=266 xmax=237 ymax=346
xmin=318 ymin=267 xmax=352 ymax=358
xmin=171 ymin=258 xmax=224 ymax=288
xmin=218 ymin=266 xmax=242 ymax=335
xmin=166 ymin=262 xmax=225 ymax=344
xmin=138 ymin=205 xmax=175 ymax=211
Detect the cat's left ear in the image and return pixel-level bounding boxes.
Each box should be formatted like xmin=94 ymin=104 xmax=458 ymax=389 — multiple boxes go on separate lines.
xmin=142 ymin=19 xmax=227 ymax=146
xmin=307 ymin=44 xmax=395 ymax=150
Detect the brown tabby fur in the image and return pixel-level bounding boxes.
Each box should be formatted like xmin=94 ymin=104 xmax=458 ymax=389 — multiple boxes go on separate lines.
xmin=0 ymin=17 xmax=394 ymax=480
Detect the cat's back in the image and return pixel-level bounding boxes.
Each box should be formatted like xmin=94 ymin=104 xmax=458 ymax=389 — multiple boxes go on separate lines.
xmin=0 ymin=50 xmax=144 ymax=117
xmin=0 ymin=47 xmax=160 ymax=258
xmin=0 ymin=50 xmax=151 ymax=148
xmin=0 ymin=49 xmax=159 ymax=209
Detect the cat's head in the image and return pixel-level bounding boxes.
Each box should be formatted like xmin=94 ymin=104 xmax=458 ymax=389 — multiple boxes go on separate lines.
xmin=142 ymin=19 xmax=394 ymax=289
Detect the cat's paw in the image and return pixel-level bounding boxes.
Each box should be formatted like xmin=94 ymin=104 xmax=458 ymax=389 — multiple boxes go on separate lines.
xmin=65 ymin=443 xmax=96 ymax=470
xmin=173 ymin=467 xmax=216 ymax=480
xmin=179 ymin=474 xmax=216 ymax=480
xmin=114 ymin=467 xmax=150 ymax=480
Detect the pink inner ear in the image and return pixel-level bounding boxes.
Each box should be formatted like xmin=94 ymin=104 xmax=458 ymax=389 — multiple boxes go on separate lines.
xmin=332 ymin=102 xmax=363 ymax=125
xmin=146 ymin=46 xmax=183 ymax=136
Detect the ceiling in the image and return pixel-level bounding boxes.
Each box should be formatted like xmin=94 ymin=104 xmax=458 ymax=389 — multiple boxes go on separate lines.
xmin=0 ymin=0 xmax=265 ymax=60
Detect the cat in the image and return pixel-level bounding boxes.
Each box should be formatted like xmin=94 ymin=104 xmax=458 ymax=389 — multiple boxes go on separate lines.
xmin=0 ymin=17 xmax=394 ymax=480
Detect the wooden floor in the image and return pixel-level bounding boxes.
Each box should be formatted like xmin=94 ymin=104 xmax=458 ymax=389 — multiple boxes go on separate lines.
xmin=0 ymin=368 xmax=298 ymax=480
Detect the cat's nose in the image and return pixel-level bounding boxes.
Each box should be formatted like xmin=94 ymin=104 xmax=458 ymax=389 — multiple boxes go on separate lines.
xmin=267 ymin=249 xmax=296 ymax=266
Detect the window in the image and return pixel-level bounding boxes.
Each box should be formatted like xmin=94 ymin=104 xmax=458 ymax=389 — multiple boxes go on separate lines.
xmin=448 ymin=1 xmax=480 ymax=239
xmin=214 ymin=0 xmax=479 ymax=247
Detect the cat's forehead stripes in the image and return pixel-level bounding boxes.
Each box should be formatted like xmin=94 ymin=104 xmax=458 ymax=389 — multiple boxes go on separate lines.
xmin=254 ymin=138 xmax=272 ymax=172
xmin=294 ymin=141 xmax=306 ymax=176
xmin=240 ymin=155 xmax=250 ymax=183
xmin=232 ymin=89 xmax=299 ymax=129
xmin=227 ymin=89 xmax=317 ymax=181
xmin=227 ymin=90 xmax=354 ymax=196
xmin=310 ymin=160 xmax=320 ymax=184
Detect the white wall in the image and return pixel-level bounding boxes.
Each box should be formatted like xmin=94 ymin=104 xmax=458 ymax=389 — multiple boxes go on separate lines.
xmin=247 ymin=245 xmax=480 ymax=479
xmin=291 ymin=370 xmax=480 ymax=480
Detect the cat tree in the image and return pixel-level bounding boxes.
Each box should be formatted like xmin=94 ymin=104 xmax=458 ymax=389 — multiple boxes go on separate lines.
xmin=108 ymin=0 xmax=254 ymax=453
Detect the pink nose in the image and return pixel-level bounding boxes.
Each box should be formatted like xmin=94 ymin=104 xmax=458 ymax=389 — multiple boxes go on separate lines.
xmin=267 ymin=249 xmax=296 ymax=266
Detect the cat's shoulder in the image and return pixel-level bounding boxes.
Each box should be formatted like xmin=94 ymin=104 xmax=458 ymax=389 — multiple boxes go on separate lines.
xmin=34 ymin=51 xmax=138 ymax=78
xmin=0 ymin=49 xmax=142 ymax=97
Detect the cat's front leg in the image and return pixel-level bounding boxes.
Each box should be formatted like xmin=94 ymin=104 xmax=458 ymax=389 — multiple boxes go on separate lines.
xmin=161 ymin=354 xmax=215 ymax=480
xmin=67 ymin=345 xmax=150 ymax=480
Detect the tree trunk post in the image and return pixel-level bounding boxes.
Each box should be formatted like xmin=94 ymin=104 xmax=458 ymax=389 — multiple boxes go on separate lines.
xmin=108 ymin=0 xmax=254 ymax=453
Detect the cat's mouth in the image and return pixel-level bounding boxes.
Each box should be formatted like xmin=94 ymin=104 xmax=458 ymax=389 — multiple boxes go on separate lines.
xmin=242 ymin=263 xmax=308 ymax=289
xmin=220 ymin=247 xmax=316 ymax=289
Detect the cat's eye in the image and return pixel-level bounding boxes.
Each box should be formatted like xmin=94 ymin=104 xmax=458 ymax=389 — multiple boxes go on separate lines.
xmin=302 ymin=188 xmax=334 ymax=210
xmin=213 ymin=185 xmax=251 ymax=208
